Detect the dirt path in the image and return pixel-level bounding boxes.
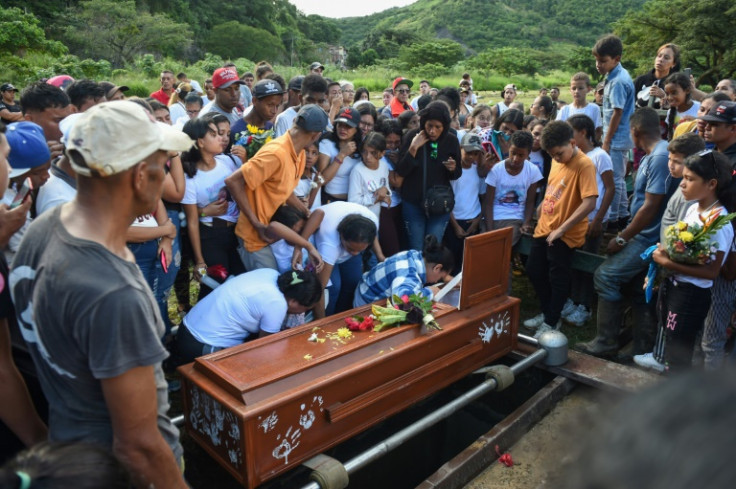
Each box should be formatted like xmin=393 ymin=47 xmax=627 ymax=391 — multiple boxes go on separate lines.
xmin=464 ymin=385 xmax=612 ymax=489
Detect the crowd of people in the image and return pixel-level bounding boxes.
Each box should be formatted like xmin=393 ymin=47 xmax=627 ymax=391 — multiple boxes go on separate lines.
xmin=1 ymin=32 xmax=736 ymax=488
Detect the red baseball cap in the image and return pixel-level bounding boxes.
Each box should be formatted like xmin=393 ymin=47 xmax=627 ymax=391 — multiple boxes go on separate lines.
xmin=392 ymin=77 xmax=413 ymax=90
xmin=212 ymin=67 xmax=245 ymax=89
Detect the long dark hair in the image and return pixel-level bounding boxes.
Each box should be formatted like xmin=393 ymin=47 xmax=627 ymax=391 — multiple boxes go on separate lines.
xmin=568 ymin=114 xmax=600 ymax=147
xmin=319 ymin=124 xmax=362 ymax=159
xmin=422 ymin=235 xmax=454 ymax=272
xmin=181 ymin=118 xmax=217 ymax=178
xmin=684 ymin=150 xmax=736 ymax=212
xmin=337 ymin=214 xmax=377 ymax=244
xmin=665 ymin=72 xmax=693 ymax=141
xmin=419 ymin=101 xmax=451 ymax=140
xmin=277 ymin=270 xmax=322 ymax=307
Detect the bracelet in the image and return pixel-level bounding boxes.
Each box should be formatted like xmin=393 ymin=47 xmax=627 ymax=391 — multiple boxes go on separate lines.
xmin=200 ymin=212 xmax=206 ymax=217
xmin=333 ymin=156 xmax=343 ymax=165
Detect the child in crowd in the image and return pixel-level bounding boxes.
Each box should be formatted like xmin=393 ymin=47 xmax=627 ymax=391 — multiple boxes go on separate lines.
xmin=483 ymin=131 xmax=542 ymax=246
xmin=354 ymin=235 xmax=453 ymax=306
xmin=594 ymin=34 xmax=635 ymax=231
xmin=673 ymin=91 xmax=730 ymax=144
xmin=444 ymin=133 xmax=484 ymax=272
xmin=467 ymin=104 xmax=492 ymax=133
xmin=528 ymin=120 xmax=551 ymax=202
xmin=524 ymin=121 xmax=598 ymax=338
xmin=294 ymin=140 xmax=323 ymax=209
xmin=635 ymin=150 xmax=735 ymax=373
xmin=268 ymin=205 xmax=309 ymax=273
xmin=348 ymin=132 xmax=391 ymax=218
xmin=659 ymin=133 xmax=706 ymax=240
xmin=557 ymin=72 xmax=603 ymax=142
xmin=377 ymin=119 xmax=406 ymax=256
xmin=491 ymin=83 xmax=517 ymax=125
xmin=664 ymin=72 xmax=700 ymax=141
xmin=563 ymin=114 xmax=615 ymax=326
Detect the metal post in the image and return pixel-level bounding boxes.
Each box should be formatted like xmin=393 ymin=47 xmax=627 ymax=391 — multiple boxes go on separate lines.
xmin=299 ymin=348 xmax=549 ymax=489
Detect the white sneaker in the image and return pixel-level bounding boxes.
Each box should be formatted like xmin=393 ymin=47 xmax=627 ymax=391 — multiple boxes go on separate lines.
xmin=561 ymin=299 xmax=576 ymax=318
xmin=533 ymin=320 xmax=562 ymax=339
xmin=565 ymin=305 xmax=591 ymax=327
xmin=523 ymin=313 xmax=545 ymax=329
xmin=633 ymin=352 xmax=666 ymax=373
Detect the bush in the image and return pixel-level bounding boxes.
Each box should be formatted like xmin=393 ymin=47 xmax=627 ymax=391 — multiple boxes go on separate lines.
xmin=125 ymin=83 xmax=154 ymax=98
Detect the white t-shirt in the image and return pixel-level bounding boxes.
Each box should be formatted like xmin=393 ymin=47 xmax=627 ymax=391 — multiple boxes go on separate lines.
xmin=36 ymin=174 xmax=76 ymax=215
xmin=319 ymin=138 xmax=360 ymax=196
xmin=348 ymin=160 xmax=390 ymax=218
xmin=668 ymin=102 xmax=701 ymax=132
xmin=189 ymin=79 xmax=203 ymax=95
xmin=485 ymin=160 xmax=543 ymax=220
xmin=383 ymin=156 xmax=402 ymax=207
xmin=556 ymin=103 xmax=603 ymax=129
xmin=675 ymin=204 xmax=733 ymax=288
xmin=451 ymin=165 xmax=482 ymax=220
xmin=314 ymin=201 xmax=379 ymax=266
xmin=586 ymin=147 xmax=613 ymax=222
xmin=294 ymin=172 xmax=322 ymax=211
xmin=181 ymin=154 xmax=240 ymax=223
xmin=274 ymin=106 xmax=298 ymax=138
xmin=528 ymin=150 xmax=545 ymax=177
xmin=168 ymin=102 xmax=186 ymax=125
xmin=184 ymin=268 xmax=287 ymax=347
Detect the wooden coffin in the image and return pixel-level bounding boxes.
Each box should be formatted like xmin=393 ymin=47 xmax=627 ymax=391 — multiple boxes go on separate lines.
xmin=179 ymin=229 xmax=519 ymax=488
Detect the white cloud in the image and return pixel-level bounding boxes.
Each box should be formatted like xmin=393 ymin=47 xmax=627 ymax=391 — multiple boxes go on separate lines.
xmin=289 ymin=0 xmax=417 ymax=18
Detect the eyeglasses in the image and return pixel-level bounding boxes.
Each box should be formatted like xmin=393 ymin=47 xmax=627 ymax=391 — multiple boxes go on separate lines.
xmin=396 ymin=89 xmax=411 ymax=94
xmin=343 ymin=89 xmax=355 ymax=93
xmin=359 ymin=121 xmax=374 ymax=129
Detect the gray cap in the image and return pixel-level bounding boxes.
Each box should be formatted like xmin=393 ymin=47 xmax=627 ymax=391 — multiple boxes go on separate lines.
xmin=309 ymin=62 xmax=325 ymax=71
xmin=461 ymin=132 xmax=483 ymax=152
xmin=295 ymin=104 xmax=328 ymax=132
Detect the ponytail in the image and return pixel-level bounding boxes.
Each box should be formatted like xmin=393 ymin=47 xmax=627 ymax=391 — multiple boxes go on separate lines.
xmin=422 ymin=235 xmax=454 ymax=272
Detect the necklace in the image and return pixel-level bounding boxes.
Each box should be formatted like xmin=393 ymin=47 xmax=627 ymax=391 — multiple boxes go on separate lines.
xmin=698 ymin=199 xmax=720 ymax=216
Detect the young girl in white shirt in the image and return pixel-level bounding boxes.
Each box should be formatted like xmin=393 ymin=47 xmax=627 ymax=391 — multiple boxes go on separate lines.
xmin=635 ymin=150 xmax=736 ymax=372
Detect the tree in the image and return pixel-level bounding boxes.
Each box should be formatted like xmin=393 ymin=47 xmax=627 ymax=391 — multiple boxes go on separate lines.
xmin=0 ymin=7 xmax=66 ymax=56
xmin=399 ymin=40 xmax=464 ymax=69
xmin=204 ymin=21 xmax=285 ymax=63
xmin=614 ymin=0 xmax=736 ymax=85
xmin=61 ymin=0 xmax=191 ymax=66
xmin=469 ymin=47 xmax=541 ymax=77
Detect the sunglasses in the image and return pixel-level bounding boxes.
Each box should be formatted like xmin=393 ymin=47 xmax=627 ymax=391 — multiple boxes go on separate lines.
xmin=396 ymin=89 xmax=411 ymax=94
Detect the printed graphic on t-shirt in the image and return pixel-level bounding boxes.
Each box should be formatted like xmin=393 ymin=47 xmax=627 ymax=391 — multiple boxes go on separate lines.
xmin=365 ymin=177 xmax=388 ymax=193
xmin=542 ymin=177 xmax=566 ymax=215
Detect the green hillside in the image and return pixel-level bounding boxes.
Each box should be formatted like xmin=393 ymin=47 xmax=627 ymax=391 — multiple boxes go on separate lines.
xmin=337 ymin=0 xmax=646 ymax=53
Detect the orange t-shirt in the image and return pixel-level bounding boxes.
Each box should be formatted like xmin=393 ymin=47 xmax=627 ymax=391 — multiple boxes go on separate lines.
xmin=235 ymin=131 xmax=306 ymax=252
xmin=534 ymin=150 xmax=598 ymax=248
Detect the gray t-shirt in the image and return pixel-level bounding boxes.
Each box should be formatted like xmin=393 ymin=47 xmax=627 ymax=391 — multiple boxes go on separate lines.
xmin=660 ymin=187 xmax=693 ymax=244
xmin=9 ymin=206 xmax=182 ymax=460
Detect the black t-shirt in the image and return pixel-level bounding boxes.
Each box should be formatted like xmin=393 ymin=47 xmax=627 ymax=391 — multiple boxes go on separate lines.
xmin=633 ymin=69 xmax=670 ymax=109
xmin=0 ymin=101 xmax=22 ymax=125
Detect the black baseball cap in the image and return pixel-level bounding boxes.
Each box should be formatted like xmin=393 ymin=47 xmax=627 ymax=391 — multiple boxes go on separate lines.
xmin=699 ymin=101 xmax=736 ymax=124
xmin=0 ymin=83 xmax=18 ymax=92
xmin=253 ymin=79 xmax=284 ymax=99
xmin=295 ymin=104 xmax=328 ymax=132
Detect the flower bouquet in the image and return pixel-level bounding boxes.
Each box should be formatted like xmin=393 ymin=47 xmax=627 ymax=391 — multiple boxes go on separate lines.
xmin=234 ymin=122 xmax=274 ymax=160
xmin=343 ymin=294 xmax=441 ymax=334
xmin=663 ymin=209 xmax=736 ymax=265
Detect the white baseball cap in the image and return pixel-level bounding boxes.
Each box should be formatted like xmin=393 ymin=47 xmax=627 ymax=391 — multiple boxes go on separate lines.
xmin=66 ymin=101 xmax=193 ymax=177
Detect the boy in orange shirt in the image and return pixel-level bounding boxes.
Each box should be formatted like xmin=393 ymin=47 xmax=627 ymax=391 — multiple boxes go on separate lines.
xmin=524 ymin=121 xmax=598 ymax=337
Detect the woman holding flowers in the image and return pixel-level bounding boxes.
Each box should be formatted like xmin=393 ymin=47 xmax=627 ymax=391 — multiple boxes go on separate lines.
xmin=353 ymin=235 xmax=453 ymax=307
xmin=635 ymin=150 xmax=736 ymax=372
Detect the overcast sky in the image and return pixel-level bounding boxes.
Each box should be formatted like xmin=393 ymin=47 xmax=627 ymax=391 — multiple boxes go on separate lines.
xmin=289 ymin=0 xmax=416 ymax=18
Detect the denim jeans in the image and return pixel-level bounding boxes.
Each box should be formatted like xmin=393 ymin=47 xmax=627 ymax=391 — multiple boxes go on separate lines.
xmin=128 ymin=239 xmax=170 ymax=335
xmin=525 ymin=236 xmax=575 ymax=326
xmin=569 ymin=232 xmax=603 ymax=309
xmin=402 ymin=200 xmax=450 ymax=251
xmin=608 ymin=149 xmax=629 ymax=221
xmin=325 ymin=253 xmax=363 ymax=316
xmin=593 ymin=236 xmax=650 ymax=303
xmin=154 ymin=209 xmax=182 ymax=335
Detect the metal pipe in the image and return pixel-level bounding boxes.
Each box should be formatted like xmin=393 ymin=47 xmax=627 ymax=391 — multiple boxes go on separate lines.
xmin=299 ymin=347 xmax=548 ymax=489
xmin=171 ymin=414 xmax=185 ymax=427
xmin=517 ymin=333 xmax=538 ymax=346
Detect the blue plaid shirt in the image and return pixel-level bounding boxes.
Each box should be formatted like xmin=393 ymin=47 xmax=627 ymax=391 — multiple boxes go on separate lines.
xmin=357 ymin=250 xmax=432 ymax=303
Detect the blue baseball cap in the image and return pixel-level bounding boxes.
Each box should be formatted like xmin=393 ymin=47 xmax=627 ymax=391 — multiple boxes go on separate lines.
xmin=6 ymin=122 xmax=51 ymax=178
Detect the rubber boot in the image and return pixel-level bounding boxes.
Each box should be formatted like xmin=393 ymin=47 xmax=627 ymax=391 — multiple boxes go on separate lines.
xmin=575 ymin=299 xmax=624 ymax=357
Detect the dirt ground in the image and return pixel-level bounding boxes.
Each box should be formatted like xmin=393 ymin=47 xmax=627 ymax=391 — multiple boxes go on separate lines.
xmin=464 ymin=385 xmax=617 ymax=489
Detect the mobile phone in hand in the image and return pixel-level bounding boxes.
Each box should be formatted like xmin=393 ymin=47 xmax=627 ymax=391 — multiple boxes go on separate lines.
xmin=481 ymin=141 xmax=501 ymax=161
xmin=10 ymin=177 xmax=32 ymax=209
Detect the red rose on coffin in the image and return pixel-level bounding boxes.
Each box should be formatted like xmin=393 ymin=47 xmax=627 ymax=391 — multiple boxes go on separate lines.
xmin=344 ymin=315 xmax=375 ymax=332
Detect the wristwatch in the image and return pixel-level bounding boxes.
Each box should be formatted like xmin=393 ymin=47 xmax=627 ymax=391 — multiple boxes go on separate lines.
xmin=615 ymin=233 xmax=628 ymax=246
